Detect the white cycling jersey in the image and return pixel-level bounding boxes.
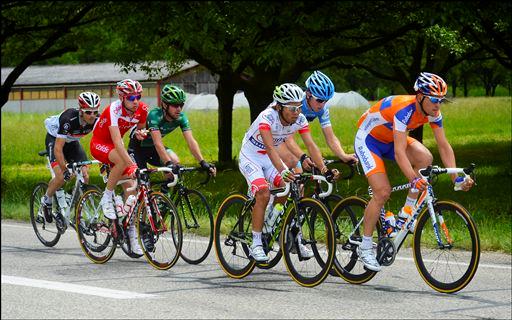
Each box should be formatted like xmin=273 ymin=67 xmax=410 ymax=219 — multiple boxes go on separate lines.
xmin=240 ymin=104 xmax=309 ymax=157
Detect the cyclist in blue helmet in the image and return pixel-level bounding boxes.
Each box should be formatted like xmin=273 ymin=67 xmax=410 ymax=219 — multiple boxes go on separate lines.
xmin=278 ymin=71 xmax=358 ymax=170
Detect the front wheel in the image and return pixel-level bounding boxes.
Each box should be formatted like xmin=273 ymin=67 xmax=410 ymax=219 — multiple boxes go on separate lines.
xmin=137 ymin=191 xmax=182 ymax=270
xmin=281 ymin=198 xmax=335 ymax=287
xmin=75 ymin=189 xmax=116 ymax=264
xmin=30 ymin=182 xmax=61 ymax=247
xmin=174 ymin=189 xmax=213 ymax=265
xmin=214 ymin=194 xmax=256 ymax=279
xmin=413 ymin=200 xmax=480 ymax=293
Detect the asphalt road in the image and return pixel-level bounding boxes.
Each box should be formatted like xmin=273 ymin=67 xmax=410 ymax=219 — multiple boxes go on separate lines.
xmin=1 ymin=220 xmax=511 ymax=319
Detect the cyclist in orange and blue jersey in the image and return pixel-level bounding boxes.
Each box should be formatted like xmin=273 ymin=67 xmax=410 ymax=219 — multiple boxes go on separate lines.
xmin=354 ymin=72 xmax=475 ymax=271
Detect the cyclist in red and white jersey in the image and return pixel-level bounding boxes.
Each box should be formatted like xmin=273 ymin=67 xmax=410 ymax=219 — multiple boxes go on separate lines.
xmin=354 ymin=72 xmax=475 ymax=271
xmin=239 ymin=83 xmax=339 ymax=262
xmin=90 ymin=79 xmax=148 ymax=255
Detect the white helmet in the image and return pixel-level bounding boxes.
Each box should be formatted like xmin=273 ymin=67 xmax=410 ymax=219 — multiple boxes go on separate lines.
xmin=78 ymin=92 xmax=100 ymax=110
xmin=273 ymin=83 xmax=305 ymax=104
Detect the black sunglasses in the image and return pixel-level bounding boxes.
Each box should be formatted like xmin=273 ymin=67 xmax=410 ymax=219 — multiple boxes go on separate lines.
xmin=164 ymin=102 xmax=184 ymax=108
xmin=84 ymin=110 xmax=99 ymax=115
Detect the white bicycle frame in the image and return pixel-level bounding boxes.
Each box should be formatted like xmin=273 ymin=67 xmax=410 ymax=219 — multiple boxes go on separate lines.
xmin=349 ymin=166 xmax=473 ymax=250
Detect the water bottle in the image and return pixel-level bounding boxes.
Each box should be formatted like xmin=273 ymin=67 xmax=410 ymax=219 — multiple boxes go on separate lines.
xmin=266 ymin=203 xmax=284 ymax=233
xmin=380 ymin=209 xmax=395 ymax=236
xmin=123 ymin=195 xmax=137 ymax=218
xmin=55 ymin=189 xmax=68 ymax=209
xmin=114 ymin=195 xmax=124 ymax=217
xmin=395 ymin=205 xmax=413 ymax=231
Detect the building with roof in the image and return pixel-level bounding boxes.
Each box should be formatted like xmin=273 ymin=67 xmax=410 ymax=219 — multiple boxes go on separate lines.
xmin=1 ymin=61 xmax=219 ymax=113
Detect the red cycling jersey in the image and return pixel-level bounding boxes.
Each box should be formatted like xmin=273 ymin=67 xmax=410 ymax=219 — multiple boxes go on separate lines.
xmin=92 ymin=99 xmax=148 ymax=143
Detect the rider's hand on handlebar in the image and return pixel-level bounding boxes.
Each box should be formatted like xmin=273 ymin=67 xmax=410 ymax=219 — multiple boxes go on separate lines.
xmin=299 ymin=154 xmax=314 ymax=172
xmin=200 ymin=160 xmax=216 ymax=177
xmin=280 ymin=168 xmax=295 ymax=183
xmin=63 ymin=169 xmax=71 ymax=182
xmin=454 ymin=176 xmax=474 ymax=192
xmin=341 ymin=153 xmax=359 ymax=165
xmin=411 ymin=177 xmax=428 ymax=192
xmin=322 ymin=167 xmax=339 ymax=182
xmin=124 ymin=163 xmax=138 ymax=179
xmin=134 ymin=129 xmax=149 ymax=141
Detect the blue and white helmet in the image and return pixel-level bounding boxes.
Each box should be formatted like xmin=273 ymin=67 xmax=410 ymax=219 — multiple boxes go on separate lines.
xmin=305 ymin=70 xmax=335 ymax=100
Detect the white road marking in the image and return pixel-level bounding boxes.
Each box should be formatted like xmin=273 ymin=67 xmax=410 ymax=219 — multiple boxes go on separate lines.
xmin=1 ymin=275 xmax=158 ymax=299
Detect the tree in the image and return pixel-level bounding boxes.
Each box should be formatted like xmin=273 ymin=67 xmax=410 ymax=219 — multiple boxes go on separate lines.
xmin=1 ymin=1 xmax=110 ymax=107
xmin=111 ymin=1 xmax=423 ymax=164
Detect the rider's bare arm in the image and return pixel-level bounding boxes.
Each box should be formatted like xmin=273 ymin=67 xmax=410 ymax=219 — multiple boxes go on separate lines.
xmin=300 ymin=130 xmax=327 ymax=172
xmin=432 ymin=127 xmax=457 ymax=182
xmin=151 ymin=129 xmax=172 ymax=164
xmin=261 ymin=129 xmax=288 ymax=173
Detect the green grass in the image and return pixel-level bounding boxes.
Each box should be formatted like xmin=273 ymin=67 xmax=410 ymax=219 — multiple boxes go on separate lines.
xmin=1 ymin=96 xmax=511 ymax=253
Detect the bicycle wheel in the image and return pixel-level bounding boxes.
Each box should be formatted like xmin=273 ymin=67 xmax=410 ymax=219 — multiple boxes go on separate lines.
xmin=69 ymin=184 xmax=102 ymax=231
xmin=75 ymin=189 xmax=116 ymax=263
xmin=175 ymin=189 xmax=213 ymax=264
xmin=30 ymin=182 xmax=61 ymax=247
xmin=256 ymin=231 xmax=282 ymax=270
xmin=281 ymin=198 xmax=335 ymax=287
xmin=214 ymin=194 xmax=256 ymax=279
xmin=321 ymin=194 xmax=343 ymax=212
xmin=331 ymin=196 xmax=380 ymax=284
xmin=137 ymin=191 xmax=182 ymax=270
xmin=413 ymin=200 xmax=480 ymax=293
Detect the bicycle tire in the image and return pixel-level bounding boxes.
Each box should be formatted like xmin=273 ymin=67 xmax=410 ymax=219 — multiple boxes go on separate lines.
xmin=413 ymin=200 xmax=480 ymax=293
xmin=281 ymin=197 xmax=335 ymax=287
xmin=75 ymin=189 xmax=116 ymax=264
xmin=69 ymin=184 xmax=102 ymax=231
xmin=137 ymin=191 xmax=182 ymax=270
xmin=331 ymin=196 xmax=380 ymax=284
xmin=175 ymin=188 xmax=214 ymax=265
xmin=214 ymin=194 xmax=256 ymax=279
xmin=29 ymin=182 xmax=61 ymax=247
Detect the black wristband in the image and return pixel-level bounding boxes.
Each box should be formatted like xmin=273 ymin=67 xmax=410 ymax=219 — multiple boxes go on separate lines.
xmin=300 ymin=153 xmax=309 ymax=163
xmin=165 ymin=160 xmax=174 ymax=167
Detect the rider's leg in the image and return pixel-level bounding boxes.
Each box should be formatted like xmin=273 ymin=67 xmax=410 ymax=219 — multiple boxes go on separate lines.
xmin=46 ymin=166 xmax=65 ymax=201
xmin=250 ymin=181 xmax=270 ymax=262
xmin=403 ymin=140 xmax=433 ymax=206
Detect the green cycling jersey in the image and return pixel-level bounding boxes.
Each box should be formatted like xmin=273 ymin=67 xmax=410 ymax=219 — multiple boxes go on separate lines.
xmin=139 ymin=107 xmax=191 ymax=147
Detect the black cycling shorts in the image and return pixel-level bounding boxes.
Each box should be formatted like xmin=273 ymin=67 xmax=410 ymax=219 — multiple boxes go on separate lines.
xmin=127 ymin=139 xmax=164 ymax=169
xmin=45 ymin=133 xmax=88 ymax=166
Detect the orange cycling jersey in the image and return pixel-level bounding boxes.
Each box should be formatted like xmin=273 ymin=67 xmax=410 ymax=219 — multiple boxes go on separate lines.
xmin=357 ymin=95 xmax=443 ymax=144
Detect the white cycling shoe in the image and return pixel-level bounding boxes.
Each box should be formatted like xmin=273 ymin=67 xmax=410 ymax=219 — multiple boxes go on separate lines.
xmin=100 ymin=196 xmax=117 ymax=220
xmin=357 ymin=246 xmax=382 ymax=272
xmin=128 ymin=228 xmax=143 ymax=255
xmin=249 ymin=245 xmax=268 ymax=262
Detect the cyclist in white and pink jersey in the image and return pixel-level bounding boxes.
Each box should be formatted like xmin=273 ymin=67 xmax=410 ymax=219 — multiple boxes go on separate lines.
xmin=239 ymin=83 xmax=339 ymax=262
xmin=90 ymin=79 xmax=149 ymax=255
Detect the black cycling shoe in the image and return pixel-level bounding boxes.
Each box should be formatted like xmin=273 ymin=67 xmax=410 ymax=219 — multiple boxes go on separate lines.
xmin=42 ymin=202 xmax=53 ymax=223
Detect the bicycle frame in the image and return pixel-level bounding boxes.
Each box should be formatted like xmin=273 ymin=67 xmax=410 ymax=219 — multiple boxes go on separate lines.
xmin=349 ymin=165 xmax=475 ymax=253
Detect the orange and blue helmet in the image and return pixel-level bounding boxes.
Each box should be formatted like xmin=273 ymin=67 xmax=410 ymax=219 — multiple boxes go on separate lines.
xmin=414 ymin=72 xmax=447 ymax=97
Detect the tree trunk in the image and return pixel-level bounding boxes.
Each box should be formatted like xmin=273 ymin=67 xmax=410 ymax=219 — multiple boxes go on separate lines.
xmin=216 ymin=77 xmax=238 ymax=166
xmin=464 ymin=78 xmax=469 ymax=97
xmin=451 ymin=79 xmax=457 ymax=97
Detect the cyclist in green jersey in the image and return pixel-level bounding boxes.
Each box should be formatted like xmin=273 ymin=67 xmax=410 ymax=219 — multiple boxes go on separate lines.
xmin=128 ymin=84 xmax=216 ymax=181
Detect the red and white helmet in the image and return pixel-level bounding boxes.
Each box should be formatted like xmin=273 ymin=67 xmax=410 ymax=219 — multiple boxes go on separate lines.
xmin=116 ymin=79 xmax=143 ymax=98
xmin=78 ymin=91 xmax=101 ymax=110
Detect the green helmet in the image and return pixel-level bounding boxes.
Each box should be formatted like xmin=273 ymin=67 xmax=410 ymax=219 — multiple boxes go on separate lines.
xmin=161 ymin=84 xmax=186 ymax=104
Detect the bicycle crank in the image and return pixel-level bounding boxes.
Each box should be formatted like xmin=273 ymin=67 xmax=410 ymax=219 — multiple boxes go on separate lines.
xmin=376 ymin=238 xmax=396 ymax=266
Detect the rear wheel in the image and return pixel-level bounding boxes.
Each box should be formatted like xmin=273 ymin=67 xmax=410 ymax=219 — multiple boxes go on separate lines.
xmin=75 ymin=189 xmax=116 ymax=264
xmin=30 ymin=182 xmax=61 ymax=247
xmin=331 ymin=196 xmax=380 ymax=284
xmin=137 ymin=191 xmax=182 ymax=270
xmin=214 ymin=194 xmax=256 ymax=278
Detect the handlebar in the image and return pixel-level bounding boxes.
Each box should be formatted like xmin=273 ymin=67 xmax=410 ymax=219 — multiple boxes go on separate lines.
xmin=310 ymin=158 xmax=356 ymax=180
xmin=418 ymin=163 xmax=476 ymax=180
xmin=275 ymin=174 xmax=333 ymax=198
xmin=126 ymin=167 xmax=179 ymax=192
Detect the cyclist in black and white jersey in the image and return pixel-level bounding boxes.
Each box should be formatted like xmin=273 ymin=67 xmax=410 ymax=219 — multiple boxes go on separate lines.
xmin=40 ymin=92 xmax=101 ymax=225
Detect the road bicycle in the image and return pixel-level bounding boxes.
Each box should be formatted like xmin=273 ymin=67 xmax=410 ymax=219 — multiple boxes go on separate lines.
xmin=29 ymin=150 xmax=101 ymax=247
xmin=330 ymin=164 xmax=480 ymax=293
xmin=75 ymin=166 xmax=182 ymax=270
xmin=214 ymin=173 xmax=336 ymax=287
xmin=156 ymin=165 xmax=214 ymax=265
